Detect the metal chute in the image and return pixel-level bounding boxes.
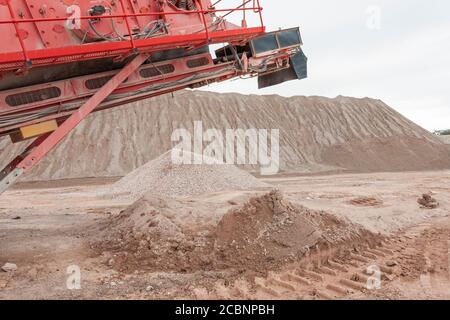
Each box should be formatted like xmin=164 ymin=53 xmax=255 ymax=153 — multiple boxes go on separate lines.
xmin=242 ymin=27 xmax=307 ymax=89
xmin=258 ymin=50 xmax=308 ymax=89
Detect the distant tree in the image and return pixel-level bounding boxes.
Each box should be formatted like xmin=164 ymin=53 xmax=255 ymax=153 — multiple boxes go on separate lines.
xmin=434 ymin=129 xmax=450 ymax=136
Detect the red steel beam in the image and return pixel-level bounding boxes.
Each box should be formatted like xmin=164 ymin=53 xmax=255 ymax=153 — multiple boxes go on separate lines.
xmin=0 ymin=53 xmax=149 ymax=194
xmin=0 ymin=64 xmax=236 ymax=135
xmin=0 ymin=66 xmax=236 ymax=139
xmin=0 ymin=52 xmax=220 ymax=117
xmin=0 ymin=2 xmax=265 ymax=70
xmin=19 ymin=53 xmax=149 ymax=172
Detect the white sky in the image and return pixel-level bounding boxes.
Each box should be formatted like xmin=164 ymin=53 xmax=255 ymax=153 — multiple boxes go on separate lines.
xmin=199 ymin=0 xmax=450 ymax=131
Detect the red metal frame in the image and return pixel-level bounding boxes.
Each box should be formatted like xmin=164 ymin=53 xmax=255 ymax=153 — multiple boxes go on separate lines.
xmin=19 ymin=53 xmax=149 ymax=172
xmin=0 ymin=52 xmax=235 ymax=134
xmin=0 ymin=1 xmax=265 ymax=71
xmin=0 ymin=54 xmax=149 ymax=193
xmin=0 ymin=66 xmax=236 ymax=139
xmin=0 ymin=27 xmax=264 ymax=71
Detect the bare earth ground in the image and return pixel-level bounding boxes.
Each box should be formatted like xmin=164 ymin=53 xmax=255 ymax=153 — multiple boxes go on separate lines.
xmin=0 ymin=170 xmax=449 ymax=300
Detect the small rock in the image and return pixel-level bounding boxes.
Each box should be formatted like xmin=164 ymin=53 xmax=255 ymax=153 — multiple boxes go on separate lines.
xmin=386 ymin=260 xmax=398 ymax=267
xmin=381 ymin=274 xmax=394 ymax=281
xmin=351 ymin=274 xmax=361 ymax=282
xmin=146 ymin=285 xmax=154 ymax=291
xmin=1 ymin=263 xmax=17 ymax=272
xmin=417 ymin=194 xmax=439 ymax=209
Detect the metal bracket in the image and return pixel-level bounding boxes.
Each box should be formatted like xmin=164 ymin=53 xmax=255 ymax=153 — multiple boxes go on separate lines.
xmin=0 ymin=168 xmax=24 ymax=194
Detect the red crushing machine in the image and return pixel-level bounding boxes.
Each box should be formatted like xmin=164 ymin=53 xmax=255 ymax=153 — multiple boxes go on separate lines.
xmin=0 ymin=0 xmax=307 ymax=192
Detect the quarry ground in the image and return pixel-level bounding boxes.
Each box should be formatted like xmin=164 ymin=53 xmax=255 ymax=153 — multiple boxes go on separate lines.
xmin=0 ymin=170 xmax=449 ymax=300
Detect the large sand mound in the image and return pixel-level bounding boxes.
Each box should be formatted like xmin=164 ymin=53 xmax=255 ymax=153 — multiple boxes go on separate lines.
xmin=103 ymin=151 xmax=269 ymax=201
xmin=92 ymin=190 xmax=380 ymax=273
xmin=1 ymin=91 xmax=449 ymax=180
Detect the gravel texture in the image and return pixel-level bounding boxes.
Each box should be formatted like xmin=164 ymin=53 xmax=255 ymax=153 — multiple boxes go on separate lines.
xmin=102 ymin=151 xmax=270 ymax=201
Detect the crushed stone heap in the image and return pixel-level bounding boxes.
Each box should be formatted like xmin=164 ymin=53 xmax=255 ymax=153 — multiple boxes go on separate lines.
xmin=103 ymin=151 xmax=270 ymax=201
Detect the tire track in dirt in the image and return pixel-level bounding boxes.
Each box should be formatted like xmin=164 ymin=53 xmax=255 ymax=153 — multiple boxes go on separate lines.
xmin=192 ymin=219 xmax=450 ymax=300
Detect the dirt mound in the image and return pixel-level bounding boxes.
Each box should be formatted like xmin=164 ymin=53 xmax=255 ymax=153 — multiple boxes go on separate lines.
xmin=1 ymin=91 xmax=449 ymax=181
xmin=92 ymin=190 xmax=380 ymax=273
xmin=102 ymin=151 xmax=269 ymax=201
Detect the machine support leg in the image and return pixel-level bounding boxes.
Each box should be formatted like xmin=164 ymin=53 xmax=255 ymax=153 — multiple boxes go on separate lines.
xmin=0 ymin=133 xmax=50 ymax=193
xmin=0 ymin=53 xmax=149 ymax=194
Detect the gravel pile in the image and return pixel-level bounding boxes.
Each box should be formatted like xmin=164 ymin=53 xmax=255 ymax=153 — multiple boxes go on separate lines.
xmin=103 ymin=151 xmax=270 ymax=201
xmin=3 ymin=91 xmax=449 ymax=182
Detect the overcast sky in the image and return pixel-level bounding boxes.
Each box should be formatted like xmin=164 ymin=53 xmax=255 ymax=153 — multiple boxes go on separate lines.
xmin=200 ymin=0 xmax=450 ymax=131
